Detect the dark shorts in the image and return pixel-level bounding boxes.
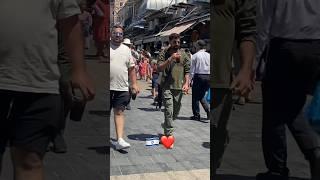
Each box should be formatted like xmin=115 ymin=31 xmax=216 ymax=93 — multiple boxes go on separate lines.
xmin=0 ymin=90 xmax=62 ymax=156
xmin=110 ymin=90 xmax=130 ymax=111
xmin=152 ymin=73 xmax=159 ymax=89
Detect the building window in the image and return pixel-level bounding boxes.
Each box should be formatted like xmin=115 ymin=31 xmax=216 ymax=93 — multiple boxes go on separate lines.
xmin=120 ymin=2 xmax=123 ymax=6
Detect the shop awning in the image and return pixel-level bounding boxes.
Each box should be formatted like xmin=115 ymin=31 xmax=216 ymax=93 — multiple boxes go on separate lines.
xmin=143 ymin=36 xmax=158 ymax=43
xmin=134 ymin=40 xmax=143 ymax=45
xmin=157 ymin=21 xmax=196 ymax=37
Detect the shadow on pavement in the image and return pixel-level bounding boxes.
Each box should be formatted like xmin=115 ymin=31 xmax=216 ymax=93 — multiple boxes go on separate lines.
xmin=138 ymin=95 xmax=153 ymax=99
xmin=137 ymin=107 xmax=161 ymax=112
xmin=176 ymin=116 xmax=209 ymax=123
xmin=88 ymin=110 xmax=110 ymax=117
xmin=202 ymin=142 xmax=210 ymax=149
xmin=215 ymin=174 xmax=308 ymax=180
xmin=246 ymin=100 xmax=262 ymax=104
xmin=127 ymin=134 xmax=161 ymax=141
xmin=87 ymin=146 xmax=109 ymax=155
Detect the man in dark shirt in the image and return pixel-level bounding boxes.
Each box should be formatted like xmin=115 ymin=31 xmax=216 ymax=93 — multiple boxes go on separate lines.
xmin=211 ymin=0 xmax=256 ymax=176
xmin=157 ymin=33 xmax=191 ymax=145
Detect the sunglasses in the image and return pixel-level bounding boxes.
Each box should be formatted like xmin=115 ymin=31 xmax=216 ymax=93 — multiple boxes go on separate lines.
xmin=112 ymin=32 xmax=123 ymax=36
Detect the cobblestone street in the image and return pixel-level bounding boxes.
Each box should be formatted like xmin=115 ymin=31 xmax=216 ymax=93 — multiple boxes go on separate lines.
xmin=110 ymin=80 xmax=210 ymax=178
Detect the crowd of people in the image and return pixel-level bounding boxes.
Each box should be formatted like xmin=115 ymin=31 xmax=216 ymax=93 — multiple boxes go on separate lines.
xmin=77 ymin=0 xmax=109 ymax=60
xmin=109 ymin=23 xmax=211 ymax=150
xmin=0 ymin=0 xmax=319 ymax=179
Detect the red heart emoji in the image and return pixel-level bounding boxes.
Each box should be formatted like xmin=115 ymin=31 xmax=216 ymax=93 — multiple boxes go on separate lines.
xmin=160 ymin=136 xmax=175 ymax=149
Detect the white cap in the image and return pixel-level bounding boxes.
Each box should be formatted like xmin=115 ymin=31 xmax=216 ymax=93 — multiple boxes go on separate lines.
xmin=123 ymin=38 xmax=132 ymax=45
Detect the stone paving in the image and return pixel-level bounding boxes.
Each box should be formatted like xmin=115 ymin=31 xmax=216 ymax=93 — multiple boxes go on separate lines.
xmin=110 ymin=169 xmax=210 ymax=180
xmin=109 ymin=80 xmax=211 ymax=177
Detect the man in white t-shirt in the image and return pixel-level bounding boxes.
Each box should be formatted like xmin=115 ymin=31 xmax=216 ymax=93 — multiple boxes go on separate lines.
xmin=0 ymin=1 xmax=95 ymax=179
xmin=110 ymin=25 xmax=139 ymax=150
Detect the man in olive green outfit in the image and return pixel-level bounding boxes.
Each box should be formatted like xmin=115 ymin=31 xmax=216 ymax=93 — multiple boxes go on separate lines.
xmin=157 ymin=33 xmax=191 ymax=142
xmin=211 ymin=0 xmax=256 ymax=175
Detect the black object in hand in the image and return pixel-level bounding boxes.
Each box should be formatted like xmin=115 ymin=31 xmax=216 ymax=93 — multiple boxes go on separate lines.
xmin=69 ymin=89 xmax=86 ymax=122
xmin=131 ymin=89 xmax=137 ymax=100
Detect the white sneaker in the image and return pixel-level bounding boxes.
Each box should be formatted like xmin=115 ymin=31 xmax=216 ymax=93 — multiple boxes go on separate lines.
xmin=114 ymin=138 xmax=131 ymax=150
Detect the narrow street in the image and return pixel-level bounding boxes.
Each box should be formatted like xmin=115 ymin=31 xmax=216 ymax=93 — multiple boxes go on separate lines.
xmin=110 ymin=79 xmax=210 ymax=180
xmin=0 ymin=61 xmax=311 ymax=180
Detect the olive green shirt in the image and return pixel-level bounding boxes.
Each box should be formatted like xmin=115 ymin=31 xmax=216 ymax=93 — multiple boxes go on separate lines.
xmin=211 ymin=0 xmax=256 ymax=88
xmin=157 ymin=48 xmax=191 ymax=90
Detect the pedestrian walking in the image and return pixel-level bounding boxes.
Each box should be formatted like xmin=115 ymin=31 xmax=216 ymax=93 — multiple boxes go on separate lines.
xmin=123 ymin=38 xmax=137 ymax=111
xmin=139 ymin=56 xmax=147 ymax=80
xmin=110 ymin=25 xmax=140 ymax=150
xmin=157 ymin=33 xmax=191 ymax=148
xmin=92 ymin=0 xmax=109 ymax=59
xmin=79 ymin=2 xmax=93 ymax=49
xmin=211 ymin=0 xmax=256 ymax=175
xmin=151 ymin=59 xmax=159 ymax=102
xmin=257 ymin=0 xmax=320 ymax=179
xmin=190 ymin=40 xmax=210 ymax=121
xmin=0 ymin=1 xmax=95 ymax=179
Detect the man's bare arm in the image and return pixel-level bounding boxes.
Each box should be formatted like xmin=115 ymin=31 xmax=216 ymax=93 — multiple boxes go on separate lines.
xmin=129 ymin=66 xmax=137 ymax=87
xmin=184 ymin=73 xmax=190 ymax=85
xmin=240 ymin=40 xmax=255 ymax=72
xmin=158 ymin=57 xmax=174 ymax=71
xmin=230 ymin=40 xmax=256 ymax=95
xmin=59 ymin=15 xmax=95 ymax=100
xmin=60 ymin=15 xmax=86 ymax=72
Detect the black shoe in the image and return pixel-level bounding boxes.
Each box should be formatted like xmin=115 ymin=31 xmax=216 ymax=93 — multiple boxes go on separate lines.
xmin=190 ymin=116 xmax=200 ymax=121
xmin=52 ymin=135 xmax=67 ymax=153
xmin=256 ymin=171 xmax=289 ymax=180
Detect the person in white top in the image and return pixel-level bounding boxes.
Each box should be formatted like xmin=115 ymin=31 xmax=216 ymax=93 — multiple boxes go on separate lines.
xmin=190 ymin=40 xmax=210 ymax=121
xmin=110 ymin=25 xmax=139 ymax=150
xmin=256 ymin=1 xmax=320 ymax=179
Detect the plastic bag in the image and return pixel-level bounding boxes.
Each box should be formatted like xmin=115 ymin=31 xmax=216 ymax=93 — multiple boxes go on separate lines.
xmin=306 ymin=81 xmax=320 ymax=133
xmin=205 ymin=88 xmax=211 ymax=103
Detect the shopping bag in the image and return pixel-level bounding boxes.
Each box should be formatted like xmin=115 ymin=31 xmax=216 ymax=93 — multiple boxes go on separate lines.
xmin=306 ymin=81 xmax=320 ymax=133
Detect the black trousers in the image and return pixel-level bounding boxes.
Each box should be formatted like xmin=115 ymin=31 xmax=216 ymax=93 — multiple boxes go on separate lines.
xmin=192 ymin=74 xmax=210 ymax=117
xmin=262 ymin=38 xmax=320 ymax=174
